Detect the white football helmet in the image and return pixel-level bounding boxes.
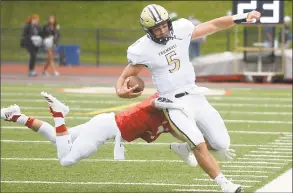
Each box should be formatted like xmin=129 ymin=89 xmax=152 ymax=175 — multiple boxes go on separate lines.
xmin=140 ymin=4 xmax=174 ymax=45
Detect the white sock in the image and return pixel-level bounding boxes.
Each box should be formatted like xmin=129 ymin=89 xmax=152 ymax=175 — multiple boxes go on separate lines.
xmin=37 ymin=122 xmax=56 ymax=144
xmin=56 ymin=135 xmax=72 ymax=160
xmin=54 ymin=117 xmax=65 ymax=127
xmin=14 ymin=114 xmax=29 ymax=125
xmin=214 ymin=173 xmax=228 ymax=186
xmin=114 ymin=131 xmax=125 ymax=160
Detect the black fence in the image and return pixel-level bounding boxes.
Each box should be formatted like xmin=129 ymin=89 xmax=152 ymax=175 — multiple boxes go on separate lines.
xmin=1 ymin=27 xmax=233 ymax=66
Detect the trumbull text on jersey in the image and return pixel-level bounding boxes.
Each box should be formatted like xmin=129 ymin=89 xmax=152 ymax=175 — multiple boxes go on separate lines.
xmin=158 ymin=44 xmax=177 ymax=56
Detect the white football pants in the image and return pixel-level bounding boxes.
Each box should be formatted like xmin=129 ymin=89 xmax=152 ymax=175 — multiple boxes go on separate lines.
xmin=40 ymin=113 xmax=122 ymax=166
xmin=162 ymin=84 xmax=230 ymax=150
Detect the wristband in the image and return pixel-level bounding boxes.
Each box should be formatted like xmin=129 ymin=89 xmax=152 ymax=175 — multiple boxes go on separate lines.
xmin=233 ymin=12 xmax=249 ymax=24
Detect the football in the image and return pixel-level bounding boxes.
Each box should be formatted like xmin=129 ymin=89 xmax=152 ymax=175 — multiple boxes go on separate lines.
xmin=127 ymin=76 xmax=145 ymax=93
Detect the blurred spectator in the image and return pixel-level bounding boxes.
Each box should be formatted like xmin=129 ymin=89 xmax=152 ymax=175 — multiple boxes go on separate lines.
xmin=188 ymin=15 xmax=206 ymax=60
xmin=21 ymin=14 xmax=42 ymax=77
xmin=279 ymin=16 xmax=292 ymax=49
xmin=42 ymin=15 xmax=61 ymax=76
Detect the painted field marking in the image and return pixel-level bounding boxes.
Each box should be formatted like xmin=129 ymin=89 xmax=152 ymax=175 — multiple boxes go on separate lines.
xmin=1 ymin=158 xmax=285 ymax=166
xmin=172 ymin=189 xmax=218 ymax=192
xmin=221 ymin=170 xmax=272 ymax=174
xmin=203 ymin=174 xmax=268 ymax=178
xmin=1 ymin=180 xmax=249 ymax=187
xmin=257 ymin=147 xmax=292 ymax=151
xmin=244 ymin=154 xmax=292 ymax=158
xmin=221 ymin=165 xmax=281 ymax=169
xmin=1 ymin=139 xmax=292 ymax=149
xmin=249 ymin=150 xmax=292 ymax=155
xmin=2 ymin=99 xmax=291 ymax=108
xmin=1 ymin=116 xmax=291 ymax=123
xmin=1 ymin=92 xmax=291 ymax=102
xmin=255 ymin=168 xmax=292 ymax=193
xmin=237 ymin=157 xmax=292 ymax=162
xmin=192 ymin=178 xmax=260 ymax=183
xmin=1 ymin=128 xmax=291 ymax=136
xmin=220 ymin=161 xmax=284 ymax=165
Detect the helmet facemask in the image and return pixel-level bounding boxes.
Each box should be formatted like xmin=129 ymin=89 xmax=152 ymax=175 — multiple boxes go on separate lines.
xmin=140 ymin=4 xmax=175 ymax=45
xmin=142 ymin=18 xmax=174 ymax=45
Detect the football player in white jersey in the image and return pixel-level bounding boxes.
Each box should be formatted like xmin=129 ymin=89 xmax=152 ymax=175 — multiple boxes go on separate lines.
xmin=115 ymin=4 xmax=261 ymax=193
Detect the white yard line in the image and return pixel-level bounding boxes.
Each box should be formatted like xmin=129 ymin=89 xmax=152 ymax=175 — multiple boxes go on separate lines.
xmin=192 ymin=178 xmax=261 ymax=183
xmin=2 ymin=99 xmax=292 ymax=108
xmin=3 ymin=106 xmax=292 ymax=115
xmin=237 ymin=157 xmax=292 ymax=162
xmin=0 ymin=180 xmax=237 ymax=187
xmin=219 ymin=111 xmax=292 ymax=115
xmin=1 ymin=127 xmax=291 ymax=135
xmin=275 ymin=139 xmax=292 ymax=142
xmin=2 ymin=93 xmax=292 ymax=101
xmin=249 ymin=150 xmax=292 ymax=154
xmin=173 ymin=189 xmax=218 ymax=192
xmin=221 ymin=170 xmax=272 ymax=174
xmin=244 ymin=154 xmax=292 ymax=158
xmin=228 ymin=131 xmax=292 ymax=135
xmin=220 ymin=174 xmax=268 ymax=178
xmin=270 ymin=142 xmax=292 ymax=145
xmin=203 ymin=174 xmax=268 ymax=178
xmin=1 ymin=157 xmax=185 ymax=163
xmin=212 ymin=103 xmax=292 ymax=108
xmin=231 ymin=144 xmax=292 ymax=148
xmin=1 ymin=139 xmax=292 ymax=149
xmin=207 ymin=96 xmax=292 ymax=102
xmin=7 ymin=106 xmax=103 ymax=111
xmin=255 ymin=168 xmax=292 ymax=193
xmin=221 ymin=165 xmax=281 ymax=169
xmin=0 ymin=158 xmax=285 ymax=166
xmin=220 ymin=161 xmax=285 ymax=165
xmin=3 ymin=116 xmax=293 ymax=124
xmin=257 ymin=147 xmax=292 ymax=151
xmin=225 ymin=120 xmax=292 ymax=124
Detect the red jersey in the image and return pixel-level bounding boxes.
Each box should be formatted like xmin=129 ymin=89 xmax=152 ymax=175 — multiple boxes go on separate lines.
xmin=115 ymin=93 xmax=171 ymax=143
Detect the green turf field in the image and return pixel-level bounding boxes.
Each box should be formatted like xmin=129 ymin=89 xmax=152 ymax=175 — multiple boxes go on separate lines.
xmin=1 ymin=83 xmax=292 ymax=192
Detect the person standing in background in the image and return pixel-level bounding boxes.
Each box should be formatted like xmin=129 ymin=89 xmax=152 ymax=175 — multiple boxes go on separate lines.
xmin=42 ymin=15 xmax=61 ymax=76
xmin=21 ymin=14 xmax=42 ymax=77
xmin=188 ymin=15 xmax=206 ymax=60
xmin=279 ymin=16 xmax=292 ymax=49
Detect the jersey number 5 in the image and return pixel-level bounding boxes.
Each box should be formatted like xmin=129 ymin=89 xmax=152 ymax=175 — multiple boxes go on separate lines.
xmin=165 ymin=51 xmax=180 ymax=73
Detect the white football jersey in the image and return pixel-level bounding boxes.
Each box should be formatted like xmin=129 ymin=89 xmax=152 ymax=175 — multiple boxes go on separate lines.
xmin=127 ymin=18 xmax=196 ymax=95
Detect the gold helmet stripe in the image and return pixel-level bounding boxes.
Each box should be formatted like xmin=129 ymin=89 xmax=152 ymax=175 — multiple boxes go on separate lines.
xmin=147 ymin=5 xmax=159 ymax=22
xmin=151 ymin=4 xmax=162 ymax=21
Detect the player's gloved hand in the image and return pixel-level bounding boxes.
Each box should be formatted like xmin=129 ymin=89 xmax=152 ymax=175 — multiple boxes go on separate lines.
xmin=216 ymin=148 xmax=236 ymax=161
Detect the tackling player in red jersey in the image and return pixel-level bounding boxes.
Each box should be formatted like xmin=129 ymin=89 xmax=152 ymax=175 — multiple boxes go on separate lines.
xmin=115 ymin=92 xmax=171 ymax=143
xmin=1 ymin=91 xmax=199 ymax=167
